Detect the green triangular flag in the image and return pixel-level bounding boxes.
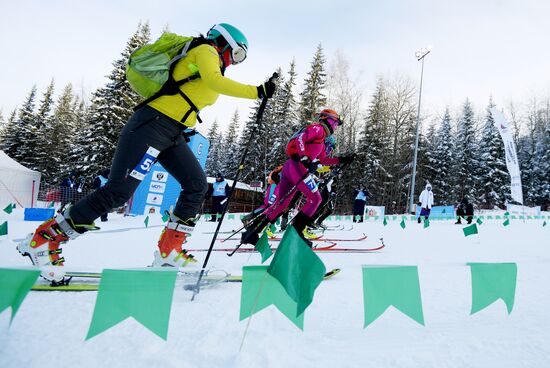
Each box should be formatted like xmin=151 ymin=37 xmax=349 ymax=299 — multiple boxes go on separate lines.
xmin=0 ymin=268 xmax=40 ymax=324
xmin=3 ymin=204 xmax=14 ymax=214
xmin=511 ymin=215 xmax=517 ymax=220
xmin=495 ymin=215 xmax=502 ymax=220
xmin=383 ymin=216 xmax=388 ymax=226
xmin=476 ymin=217 xmax=483 ymax=225
xmin=423 ymin=217 xmax=430 ymax=229
xmin=335 ymin=215 xmax=342 ymax=221
xmin=543 ymin=221 xmax=547 ymax=227
xmin=463 ymin=224 xmax=478 ymax=237
xmin=355 ymin=215 xmax=361 ymax=222
xmin=267 ymin=225 xmax=326 ymax=317
xmin=255 ymin=231 xmax=273 ymax=264
xmin=504 ymin=212 xmax=510 ymax=216
xmin=344 ymin=215 xmax=351 ymax=221
xmin=392 ymin=215 xmax=398 ymax=221
xmin=400 ymin=218 xmax=406 ymax=229
xmin=228 ymin=214 xmax=235 ymax=220
xmin=144 ymin=215 xmax=149 ymax=228
xmin=161 ymin=212 xmax=170 ymax=222
xmin=503 ymin=218 xmax=510 ymax=227
xmin=86 ymin=269 xmax=178 ymax=340
xmin=48 ymin=201 xmax=55 ymax=208
xmin=240 ymin=266 xmax=304 ymax=329
xmin=468 ymin=263 xmax=517 ymax=315
xmin=362 ymin=265 xmax=424 ymax=327
xmin=0 ymin=221 xmax=7 ymax=236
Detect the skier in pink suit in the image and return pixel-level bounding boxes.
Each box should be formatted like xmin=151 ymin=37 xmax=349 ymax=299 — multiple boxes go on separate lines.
xmin=241 ymin=109 xmax=355 ymax=246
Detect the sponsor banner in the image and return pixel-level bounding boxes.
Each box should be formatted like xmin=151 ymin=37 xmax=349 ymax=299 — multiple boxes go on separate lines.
xmin=365 ymin=206 xmax=385 ymax=218
xmin=146 ymin=193 xmax=163 ymax=206
xmin=506 ymin=204 xmax=541 ymax=216
xmin=416 ymin=205 xmax=455 ymax=219
xmin=149 ymin=181 xmax=166 ymax=194
xmin=490 ymin=108 xmax=523 ymax=204
xmin=152 ymin=170 xmax=168 ymax=183
xmin=144 ymin=205 xmax=161 ymax=215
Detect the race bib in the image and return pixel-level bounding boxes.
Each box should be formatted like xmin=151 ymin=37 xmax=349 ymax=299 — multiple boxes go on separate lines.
xmin=130 ymin=147 xmax=160 ymax=181
xmin=303 ymin=175 xmax=319 ymax=193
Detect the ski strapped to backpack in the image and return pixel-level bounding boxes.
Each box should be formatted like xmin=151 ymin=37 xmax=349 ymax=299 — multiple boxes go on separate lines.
xmin=126 ymin=33 xmax=213 ymax=124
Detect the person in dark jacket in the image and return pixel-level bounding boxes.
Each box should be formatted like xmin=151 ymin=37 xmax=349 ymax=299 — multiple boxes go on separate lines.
xmin=92 ymin=169 xmax=110 ymax=222
xmin=456 ymin=197 xmax=474 ymax=224
xmin=352 ymin=185 xmax=368 ymax=223
xmin=206 ymin=173 xmax=230 ymax=222
xmin=59 ymin=172 xmax=77 ymax=208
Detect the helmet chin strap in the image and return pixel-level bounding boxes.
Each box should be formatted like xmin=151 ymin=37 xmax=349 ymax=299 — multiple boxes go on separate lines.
xmin=321 ymin=120 xmax=334 ymax=135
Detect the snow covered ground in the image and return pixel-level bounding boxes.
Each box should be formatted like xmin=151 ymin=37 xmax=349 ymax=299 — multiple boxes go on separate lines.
xmin=1 ymin=210 xmax=549 ymax=368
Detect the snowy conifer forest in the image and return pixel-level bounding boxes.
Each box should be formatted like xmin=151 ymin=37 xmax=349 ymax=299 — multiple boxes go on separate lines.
xmin=1 ymin=22 xmax=549 ymax=212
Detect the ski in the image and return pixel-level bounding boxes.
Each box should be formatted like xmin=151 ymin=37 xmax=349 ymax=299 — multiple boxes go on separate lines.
xmin=32 ymin=268 xmax=341 ymax=291
xmin=188 ymin=241 xmax=384 ymax=254
xmin=189 ymin=241 xmax=338 ymax=253
xmin=222 ymin=234 xmax=367 ymax=242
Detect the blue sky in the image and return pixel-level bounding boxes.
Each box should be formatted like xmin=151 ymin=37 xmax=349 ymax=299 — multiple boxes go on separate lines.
xmin=1 ymin=0 xmax=549 ymax=133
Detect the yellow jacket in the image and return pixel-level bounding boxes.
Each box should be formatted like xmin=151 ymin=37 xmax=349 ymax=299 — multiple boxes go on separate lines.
xmin=148 ymin=43 xmax=258 ymax=127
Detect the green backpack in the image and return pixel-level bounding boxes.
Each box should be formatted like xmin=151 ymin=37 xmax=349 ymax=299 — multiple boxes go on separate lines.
xmin=126 ymin=32 xmax=197 ymax=99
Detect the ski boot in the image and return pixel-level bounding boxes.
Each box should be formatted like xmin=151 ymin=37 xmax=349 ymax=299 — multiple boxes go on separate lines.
xmin=303 ymin=225 xmax=321 ymax=240
xmin=17 ymin=207 xmax=97 ymax=283
xmin=292 ymin=212 xmax=314 ymax=248
xmin=152 ymin=214 xmax=198 ymax=267
xmin=241 ymin=215 xmax=271 ymax=246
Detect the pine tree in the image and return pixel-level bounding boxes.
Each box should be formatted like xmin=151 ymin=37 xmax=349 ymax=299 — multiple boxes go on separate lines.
xmin=479 ymin=101 xmax=510 ymax=208
xmin=0 ymin=110 xmax=5 ymax=138
xmin=432 ymin=108 xmax=455 ymax=203
xmin=238 ymin=100 xmax=264 ymax=183
xmin=298 ymin=44 xmax=327 ymax=124
xmin=72 ymin=22 xmax=150 ymax=176
xmin=355 ymin=77 xmax=388 ymax=206
xmin=205 ymin=120 xmax=224 ymax=177
xmin=0 ymin=109 xmax=18 ymax=153
xmin=453 ymin=100 xmax=481 ymax=204
xmin=32 ymin=80 xmax=56 ymax=174
xmin=531 ymin=103 xmax=550 ymax=206
xmin=41 ymin=84 xmax=79 ymax=184
xmin=268 ymin=61 xmax=299 ymax=168
xmin=417 ymin=124 xmax=438 ymax=201
xmin=221 ymin=109 xmax=242 ymax=177
xmin=9 ymin=86 xmax=37 ymax=165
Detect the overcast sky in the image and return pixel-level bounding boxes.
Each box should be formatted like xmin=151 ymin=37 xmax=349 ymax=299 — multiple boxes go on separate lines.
xmin=1 ymin=0 xmax=549 ymax=134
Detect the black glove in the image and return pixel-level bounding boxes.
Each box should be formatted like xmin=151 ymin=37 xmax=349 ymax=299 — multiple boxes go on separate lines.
xmin=257 ymin=80 xmax=276 ymax=99
xmin=300 ymin=156 xmax=318 ymax=173
xmin=338 ymin=153 xmax=356 ymax=165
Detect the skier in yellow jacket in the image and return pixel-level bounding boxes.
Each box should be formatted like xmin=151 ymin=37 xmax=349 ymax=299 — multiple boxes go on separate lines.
xmin=18 ymin=23 xmax=276 ymax=284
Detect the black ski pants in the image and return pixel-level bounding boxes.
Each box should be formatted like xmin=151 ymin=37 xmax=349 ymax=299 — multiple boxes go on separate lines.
xmin=70 ymin=106 xmax=207 ymax=224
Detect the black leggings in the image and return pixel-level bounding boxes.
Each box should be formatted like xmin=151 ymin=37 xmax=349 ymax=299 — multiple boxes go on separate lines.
xmin=70 ymin=106 xmax=207 ymax=224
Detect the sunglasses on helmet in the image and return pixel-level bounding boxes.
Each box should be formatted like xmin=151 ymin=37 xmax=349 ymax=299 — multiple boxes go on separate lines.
xmin=211 ymin=24 xmax=248 ymax=65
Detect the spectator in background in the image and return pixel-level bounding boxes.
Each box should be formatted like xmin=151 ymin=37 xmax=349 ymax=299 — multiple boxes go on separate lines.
xmin=92 ymin=169 xmax=111 ymax=222
xmin=206 ymin=173 xmax=230 ymax=222
xmin=455 ymin=197 xmax=474 ymax=224
xmin=417 ymin=183 xmax=434 ymax=223
xmin=74 ymin=175 xmax=88 ymax=203
xmin=60 ymin=172 xmax=77 ymax=208
xmin=352 ymin=185 xmax=368 ymax=223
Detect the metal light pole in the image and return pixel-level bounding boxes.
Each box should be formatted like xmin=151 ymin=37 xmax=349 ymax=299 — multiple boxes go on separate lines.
xmin=408 ymin=45 xmax=432 ymax=214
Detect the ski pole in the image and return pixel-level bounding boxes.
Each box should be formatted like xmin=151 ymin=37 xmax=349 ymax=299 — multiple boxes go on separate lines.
xmin=226 ymin=170 xmax=312 ymax=256
xmin=191 ymin=72 xmax=279 ymax=301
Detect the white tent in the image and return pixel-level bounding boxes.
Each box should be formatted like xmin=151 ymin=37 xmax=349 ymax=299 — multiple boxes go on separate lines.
xmin=0 ymin=150 xmax=41 ymax=208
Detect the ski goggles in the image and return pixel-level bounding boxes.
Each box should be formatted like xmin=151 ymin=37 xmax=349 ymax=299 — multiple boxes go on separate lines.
xmin=212 ymin=24 xmax=248 ymax=65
